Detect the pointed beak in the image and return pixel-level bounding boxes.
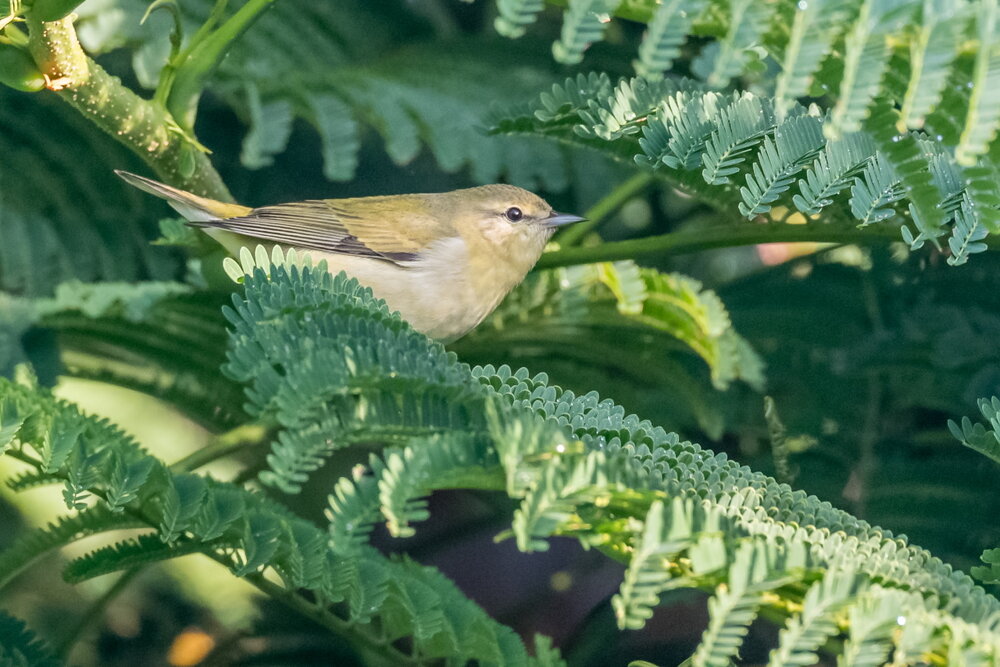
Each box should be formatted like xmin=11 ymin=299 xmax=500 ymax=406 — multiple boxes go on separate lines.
xmin=541 ymin=211 xmax=587 ymax=228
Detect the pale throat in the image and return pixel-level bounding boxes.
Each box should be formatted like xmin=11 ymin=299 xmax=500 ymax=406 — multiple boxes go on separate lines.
xmin=471 ymin=222 xmax=552 ymax=291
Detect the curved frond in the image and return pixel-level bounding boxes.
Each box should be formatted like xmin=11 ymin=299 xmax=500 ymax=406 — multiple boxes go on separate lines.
xmin=956 ymin=0 xmax=1000 ymax=163
xmin=493 ymin=75 xmax=1000 ymax=257
xmin=774 ymin=0 xmax=856 ymax=119
xmin=63 ymin=533 xmax=204 ymax=583
xmin=634 ymin=0 xmax=706 ymax=79
xmin=0 ymin=508 xmax=143 ymax=590
xmin=739 ymin=113 xmax=825 ymax=218
xmin=494 ymin=0 xmax=546 ymax=38
xmin=551 ymin=0 xmax=619 ymax=65
xmin=766 ymin=568 xmax=867 ymax=667
xmin=0 ymin=612 xmax=60 ymax=667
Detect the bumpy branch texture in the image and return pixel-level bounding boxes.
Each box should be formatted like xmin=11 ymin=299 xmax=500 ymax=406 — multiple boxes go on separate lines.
xmin=25 ymin=16 xmax=230 ymax=199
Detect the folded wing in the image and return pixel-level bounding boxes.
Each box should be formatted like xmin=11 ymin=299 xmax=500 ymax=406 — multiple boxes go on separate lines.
xmin=193 ymin=196 xmax=449 ymax=264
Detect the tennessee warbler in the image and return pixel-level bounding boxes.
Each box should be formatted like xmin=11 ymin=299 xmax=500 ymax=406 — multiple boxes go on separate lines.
xmin=116 ymin=171 xmax=584 ymax=341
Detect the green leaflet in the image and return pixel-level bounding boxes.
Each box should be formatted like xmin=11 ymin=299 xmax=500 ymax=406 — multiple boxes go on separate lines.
xmin=899 ymin=0 xmax=970 ymax=128
xmin=0 ymin=374 xmax=550 ymax=665
xmin=697 ymin=0 xmax=775 ymax=89
xmin=739 ymin=113 xmax=826 ymax=217
xmin=793 ymin=131 xmax=877 ymax=214
xmin=0 ymin=612 xmax=60 ymax=667
xmin=62 ymin=534 xmax=206 ymax=583
xmin=634 ymin=0 xmax=707 ymax=79
xmin=494 ymin=0 xmax=546 ymax=38
xmin=774 ymin=0 xmax=859 ymax=119
xmin=612 ymin=498 xmax=721 ymax=629
xmin=8 ymin=251 xmax=1000 ymax=663
xmin=492 ymin=74 xmax=1000 ymax=259
xmin=827 ymin=0 xmax=917 ymax=138
xmin=948 ymin=395 xmax=1000 ymax=465
xmin=552 ymin=0 xmax=620 ymax=65
xmin=956 ymin=0 xmax=1000 ymax=164
xmin=692 ymin=541 xmax=804 ymax=667
xmin=766 ymin=568 xmax=867 ymax=667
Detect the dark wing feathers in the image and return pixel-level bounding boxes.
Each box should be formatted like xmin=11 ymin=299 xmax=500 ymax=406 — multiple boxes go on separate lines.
xmin=190 ymin=199 xmax=426 ymax=264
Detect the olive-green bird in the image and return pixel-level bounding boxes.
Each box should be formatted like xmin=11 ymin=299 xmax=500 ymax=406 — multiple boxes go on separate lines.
xmin=116 ymin=171 xmax=584 ymax=341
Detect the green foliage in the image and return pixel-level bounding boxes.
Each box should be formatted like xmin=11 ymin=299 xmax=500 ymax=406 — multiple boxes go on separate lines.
xmin=0 ymin=90 xmax=179 ymax=297
xmin=948 ymin=395 xmax=1000 ymax=464
xmin=633 ymin=0 xmax=706 ymax=79
xmin=949 ymin=396 xmax=1000 ymax=585
xmin=6 ymin=248 xmax=1000 ymax=662
xmin=0 ymin=370 xmax=552 ymax=665
xmin=0 ymin=612 xmax=60 ymax=667
xmin=71 ymin=0 xmax=572 ymax=188
xmin=217 ymin=253 xmax=1000 ymax=660
xmin=464 ymin=260 xmax=763 ymax=385
xmin=6 ymin=0 xmax=1000 ymax=663
xmin=492 ymin=73 xmax=1000 ymax=263
xmin=2 ymin=280 xmax=243 ymax=429
xmin=490 ymin=0 xmax=990 ymax=163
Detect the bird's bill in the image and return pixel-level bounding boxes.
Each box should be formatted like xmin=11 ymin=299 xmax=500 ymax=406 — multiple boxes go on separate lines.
xmin=542 ymin=211 xmax=587 ymax=227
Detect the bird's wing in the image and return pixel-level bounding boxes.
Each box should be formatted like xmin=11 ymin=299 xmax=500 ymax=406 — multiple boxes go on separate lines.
xmin=191 ymin=196 xmax=451 ymax=264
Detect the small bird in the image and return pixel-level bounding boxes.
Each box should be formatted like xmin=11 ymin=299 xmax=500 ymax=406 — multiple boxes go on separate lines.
xmin=116 ymin=171 xmax=584 ymax=341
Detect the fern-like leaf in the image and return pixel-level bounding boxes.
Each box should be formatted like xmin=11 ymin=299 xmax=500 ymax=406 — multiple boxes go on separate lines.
xmin=701 ymin=95 xmax=774 ymax=184
xmin=899 ymin=0 xmax=969 ymax=128
xmin=693 ymin=541 xmax=798 ymax=667
xmin=494 ymin=0 xmax=545 ymax=38
xmin=739 ymin=113 xmax=826 ymax=217
xmin=551 ymin=0 xmax=620 ymax=65
xmin=793 ymin=131 xmax=877 ymax=214
xmin=0 ymin=612 xmax=60 ymax=667
xmin=774 ymin=0 xmax=856 ymax=119
xmin=826 ymin=0 xmax=918 ymax=137
xmin=612 ymin=499 xmax=723 ymax=629
xmin=848 ymin=152 xmax=904 ymax=225
xmin=700 ymin=0 xmax=775 ymax=88
xmin=948 ymin=395 xmax=1000 ymax=464
xmin=63 ymin=533 xmax=205 ymax=583
xmin=767 ymin=568 xmax=867 ymax=667
xmin=0 ymin=508 xmax=143 ymax=590
xmin=865 ymin=100 xmax=946 ymax=244
xmin=634 ymin=0 xmax=706 ymax=79
xmin=956 ymin=0 xmax=1000 ymax=164
xmin=837 ymin=588 xmax=910 ymax=666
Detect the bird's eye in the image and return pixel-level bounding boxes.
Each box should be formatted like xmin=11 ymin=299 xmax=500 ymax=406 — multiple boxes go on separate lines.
xmin=504 ymin=207 xmax=523 ymax=222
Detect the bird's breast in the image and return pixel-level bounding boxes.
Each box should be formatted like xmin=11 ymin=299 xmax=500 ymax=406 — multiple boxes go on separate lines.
xmin=315 ymin=236 xmax=511 ymax=341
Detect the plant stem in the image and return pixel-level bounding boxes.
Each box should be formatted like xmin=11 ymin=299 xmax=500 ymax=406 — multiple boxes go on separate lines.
xmin=536 ymin=222 xmax=909 ymax=269
xmin=558 ymin=172 xmax=656 ymax=246
xmin=243 ymin=571 xmax=421 ymax=666
xmin=169 ymin=422 xmax=270 ymax=472
xmin=24 ymin=15 xmax=231 ymax=200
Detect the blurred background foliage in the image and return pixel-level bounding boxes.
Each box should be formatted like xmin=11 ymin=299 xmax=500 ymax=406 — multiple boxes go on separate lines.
xmin=2 ymin=0 xmax=1000 ymax=665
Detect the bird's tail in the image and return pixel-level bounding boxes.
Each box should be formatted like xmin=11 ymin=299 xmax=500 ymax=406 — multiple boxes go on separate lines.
xmin=114 ymin=170 xmax=251 ymax=222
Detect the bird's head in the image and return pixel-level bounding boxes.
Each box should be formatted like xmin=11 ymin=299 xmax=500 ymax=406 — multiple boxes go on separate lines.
xmin=447 ymin=184 xmax=585 ymax=260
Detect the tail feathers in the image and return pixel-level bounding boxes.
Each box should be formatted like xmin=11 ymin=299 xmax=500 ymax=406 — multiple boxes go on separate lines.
xmin=114 ymin=170 xmax=251 ymax=222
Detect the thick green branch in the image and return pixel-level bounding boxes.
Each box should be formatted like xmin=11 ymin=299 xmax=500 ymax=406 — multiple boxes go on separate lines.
xmin=537 ymin=222 xmax=909 ymax=269
xmin=25 ymin=15 xmax=231 ymax=200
